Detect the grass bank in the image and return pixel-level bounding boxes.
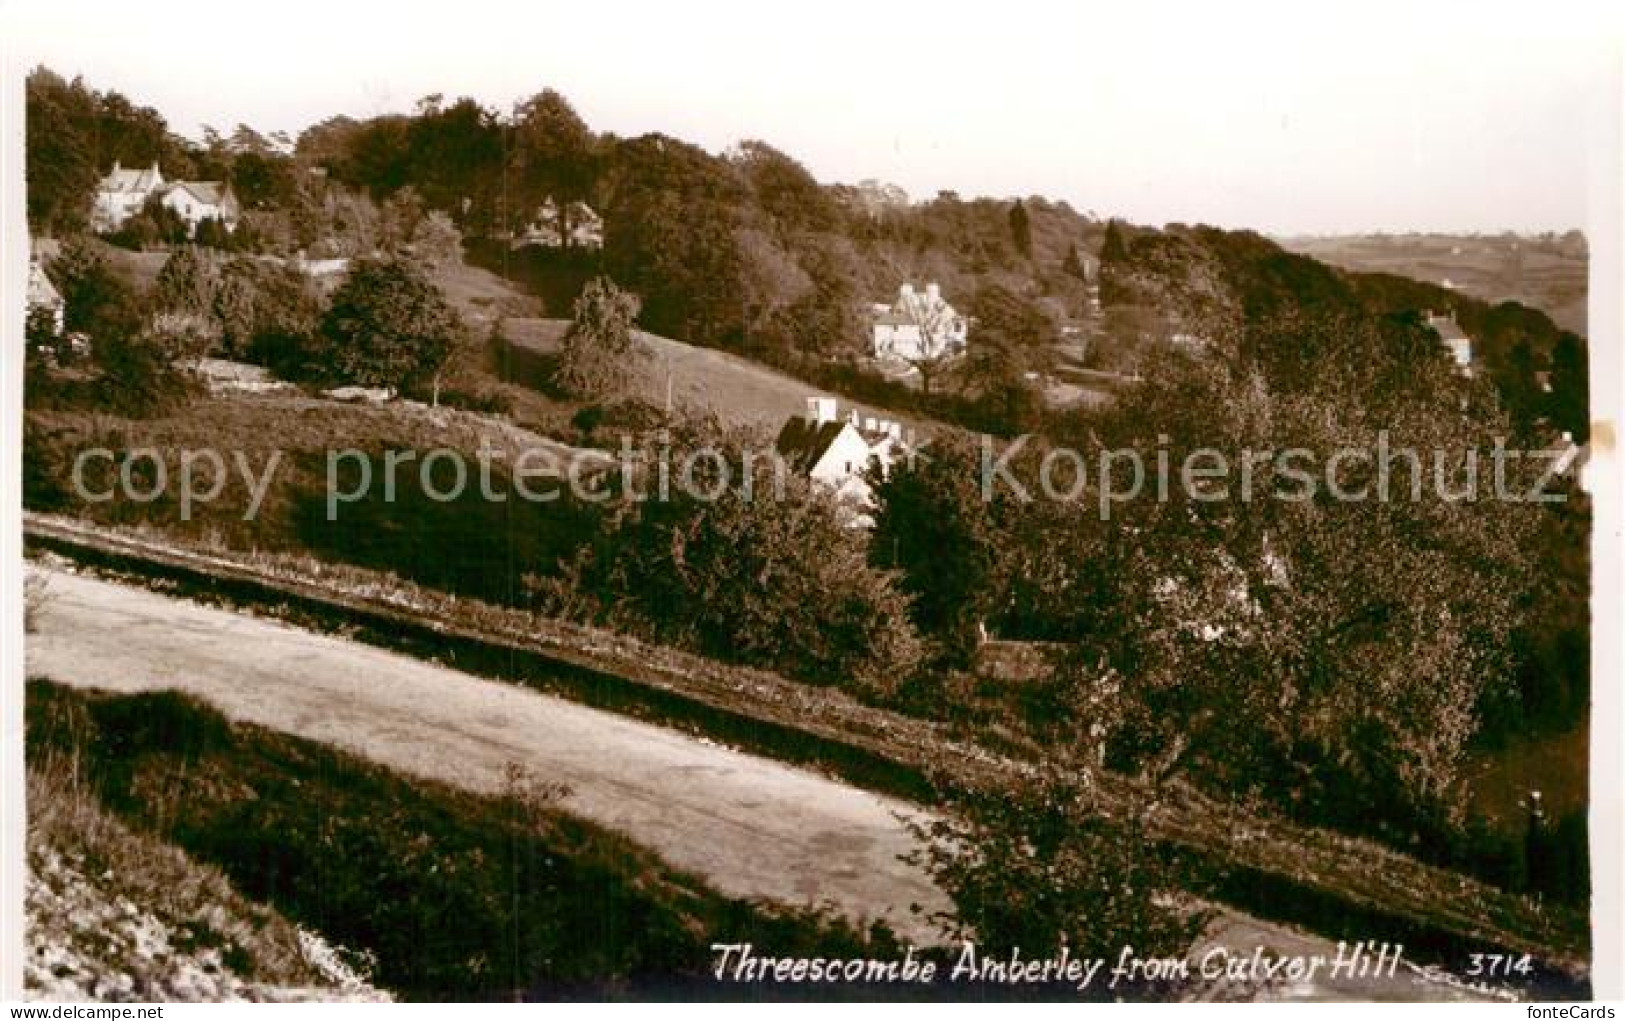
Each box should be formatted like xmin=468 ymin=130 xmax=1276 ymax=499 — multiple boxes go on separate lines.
xmin=26 ymin=680 xmax=901 ymax=1000
xmin=27 ymin=738 xmax=381 ymax=1000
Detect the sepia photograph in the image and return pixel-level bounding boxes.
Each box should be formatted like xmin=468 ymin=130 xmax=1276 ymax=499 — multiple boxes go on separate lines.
xmin=1 ymin=0 xmax=1621 ymax=1007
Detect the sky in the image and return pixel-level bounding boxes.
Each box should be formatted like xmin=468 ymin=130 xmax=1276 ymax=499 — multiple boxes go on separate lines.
xmin=5 ymin=0 xmax=1620 ymax=234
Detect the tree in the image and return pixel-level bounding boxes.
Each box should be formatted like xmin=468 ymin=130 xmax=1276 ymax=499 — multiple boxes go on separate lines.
xmin=1062 ymin=241 xmax=1090 ymax=281
xmin=231 ymin=151 xmax=297 ymax=209
xmin=511 ymin=89 xmax=596 ymax=244
xmin=145 ymin=311 xmax=216 ymax=368
xmin=1100 ymin=218 xmax=1129 ymax=263
xmin=47 ymin=238 xmax=144 ymax=346
xmin=1077 ymin=324 xmax=1543 ymax=833
xmin=894 ymin=289 xmax=964 ymax=395
xmin=598 ymin=134 xmax=749 ymax=346
xmin=379 ymin=186 xmax=426 ymax=254
xmin=315 ymin=258 xmax=460 ymax=392
xmin=403 ymin=96 xmax=504 ymax=229
xmin=909 ymin=762 xmax=1208 ymax=969
xmin=1495 ymin=337 xmax=1543 ymax=439
xmin=870 ymin=435 xmax=1004 ymax=662
xmin=194 ymin=215 xmax=233 ymax=250
xmin=212 ymin=259 xmax=321 ymax=363
xmin=552 ymin=276 xmax=644 ymax=400
xmin=728 ymin=139 xmax=839 ymax=234
xmin=25 ymin=69 xmax=100 ymax=234
xmin=1547 ymin=332 xmax=1588 ymax=439
xmin=971 ymin=283 xmax=1055 ymax=354
xmin=1008 ymin=199 xmax=1033 ymax=260
xmin=410 ymin=210 xmax=463 ymax=268
xmin=152 ymin=246 xmax=219 ymax=318
xmin=734 ymin=226 xmax=812 ymax=350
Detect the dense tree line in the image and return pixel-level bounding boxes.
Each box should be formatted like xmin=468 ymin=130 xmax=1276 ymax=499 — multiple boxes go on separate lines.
xmin=1098 ymin=220 xmax=1590 ymax=437
xmin=873 ymin=305 xmax=1583 ymax=874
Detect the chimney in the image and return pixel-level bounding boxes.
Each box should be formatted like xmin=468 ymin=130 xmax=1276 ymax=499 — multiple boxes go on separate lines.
xmin=888 ymin=422 xmax=902 ymax=440
xmin=865 ymin=417 xmax=878 ymax=432
xmin=926 ymin=282 xmax=940 ymax=303
xmin=899 ymin=283 xmax=914 ymax=301
xmin=807 ymin=397 xmax=837 ymax=424
xmin=847 ymin=408 xmax=860 ymax=427
xmin=111 ymin=160 xmax=121 ymax=174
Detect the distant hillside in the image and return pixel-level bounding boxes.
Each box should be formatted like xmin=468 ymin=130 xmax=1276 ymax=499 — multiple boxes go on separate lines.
xmin=1096 ymin=220 xmax=1587 ymax=435
xmin=1277 ymin=233 xmax=1587 ymax=335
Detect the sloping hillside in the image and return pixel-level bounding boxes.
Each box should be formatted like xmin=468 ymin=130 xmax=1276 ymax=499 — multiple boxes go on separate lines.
xmin=498 ymin=316 xmax=927 ymax=432
xmin=26 ymin=738 xmax=384 ymax=1002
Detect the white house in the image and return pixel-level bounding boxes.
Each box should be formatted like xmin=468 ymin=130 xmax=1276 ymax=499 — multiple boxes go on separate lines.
xmin=93 ymin=161 xmax=165 ymax=232
xmin=160 ymin=180 xmax=240 ymax=234
xmin=775 ymin=397 xmax=912 ymax=521
xmin=26 ymin=257 xmax=64 ymax=336
xmin=1423 ymin=310 xmax=1473 ymax=375
xmin=514 ymin=196 xmax=604 ymax=250
xmin=92 ymin=161 xmax=239 ymax=236
xmin=871 ymin=282 xmax=968 ymax=361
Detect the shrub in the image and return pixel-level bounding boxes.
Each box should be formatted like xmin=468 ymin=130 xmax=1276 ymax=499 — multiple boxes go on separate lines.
xmin=310 ymin=258 xmax=461 ymax=391
xmin=908 ymin=762 xmax=1209 ymax=968
xmin=538 ymin=428 xmax=923 ymax=694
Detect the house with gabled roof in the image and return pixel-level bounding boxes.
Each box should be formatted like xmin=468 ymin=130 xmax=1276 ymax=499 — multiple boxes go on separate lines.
xmin=871 ymin=282 xmax=968 ymax=361
xmin=92 ymin=161 xmax=239 ymax=236
xmin=513 ymin=196 xmax=604 ymax=250
xmin=93 ymin=161 xmax=165 ymax=232
xmin=775 ymin=397 xmax=914 ymax=524
xmin=161 ymin=180 xmax=240 ymax=234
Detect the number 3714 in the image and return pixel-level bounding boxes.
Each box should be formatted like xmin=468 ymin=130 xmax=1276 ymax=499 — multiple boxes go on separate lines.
xmin=1466 ymin=953 xmax=1534 ymax=978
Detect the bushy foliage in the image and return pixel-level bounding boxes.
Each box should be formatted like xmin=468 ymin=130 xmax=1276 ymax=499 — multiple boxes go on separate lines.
xmin=90 ymin=328 xmax=199 ymax=418
xmin=310 ymin=258 xmax=461 ymax=390
xmin=551 ymin=276 xmax=643 ymax=400
xmin=909 ymin=761 xmax=1208 ymax=965
xmin=1083 ymin=318 xmax=1542 ymax=832
xmin=46 ymin=238 xmax=145 ymax=346
xmin=537 ymin=426 xmax=924 ymax=695
xmin=870 ymin=435 xmax=1003 ymax=664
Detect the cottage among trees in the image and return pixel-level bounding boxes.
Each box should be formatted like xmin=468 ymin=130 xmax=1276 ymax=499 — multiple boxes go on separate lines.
xmin=774 ymin=397 xmax=912 ymax=520
xmin=92 ymin=161 xmax=240 ymax=237
xmin=870 ymin=282 xmax=968 ymax=361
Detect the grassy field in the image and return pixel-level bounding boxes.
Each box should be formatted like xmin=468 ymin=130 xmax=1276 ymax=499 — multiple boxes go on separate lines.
xmin=1276 ymin=233 xmax=1587 ymax=335
xmin=25 ymin=392 xmax=608 ymax=604
xmin=499 ymin=316 xmax=931 ymax=433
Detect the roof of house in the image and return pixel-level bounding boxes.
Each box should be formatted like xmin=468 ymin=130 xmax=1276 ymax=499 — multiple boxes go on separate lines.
xmin=167 ymin=181 xmax=234 ymax=206
xmin=1424 ymin=314 xmax=1470 ymax=341
xmin=774 ymin=417 xmax=851 ymax=471
xmin=100 ymin=163 xmax=162 ymax=194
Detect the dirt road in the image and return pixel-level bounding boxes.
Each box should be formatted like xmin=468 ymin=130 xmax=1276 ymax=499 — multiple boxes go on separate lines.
xmin=25 ymin=568 xmax=949 ymax=941
xmin=25 ymin=567 xmax=1500 ymax=1000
